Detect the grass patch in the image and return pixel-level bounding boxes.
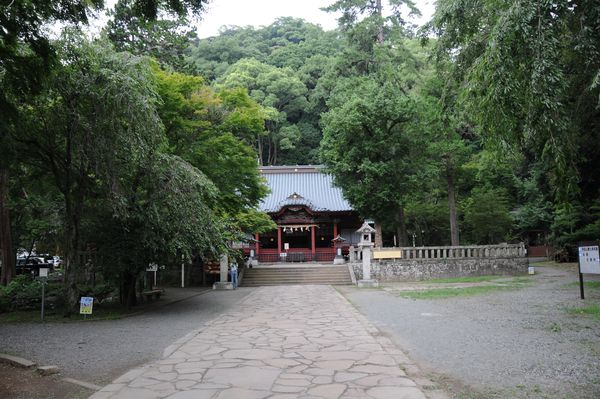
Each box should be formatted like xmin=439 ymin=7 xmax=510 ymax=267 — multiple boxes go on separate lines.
xmin=566 ymin=281 xmax=600 ymax=289
xmin=398 ymin=285 xmax=507 ymax=299
xmin=567 ymin=304 xmax=600 ymax=321
xmin=533 ymin=260 xmax=578 ymax=269
xmin=397 ymin=277 xmax=532 ymax=300
xmin=420 ymin=275 xmax=505 ymax=284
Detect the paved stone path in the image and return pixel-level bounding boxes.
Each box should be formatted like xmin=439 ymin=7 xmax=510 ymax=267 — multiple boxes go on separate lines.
xmin=90 ymin=286 xmax=431 ymax=399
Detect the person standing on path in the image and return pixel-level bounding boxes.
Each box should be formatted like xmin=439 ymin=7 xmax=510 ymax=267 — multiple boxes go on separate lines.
xmin=230 ymin=261 xmax=238 ymax=289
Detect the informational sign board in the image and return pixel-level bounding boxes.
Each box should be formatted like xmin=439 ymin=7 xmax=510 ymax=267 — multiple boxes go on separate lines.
xmin=146 ymin=263 xmax=158 ymax=272
xmin=579 ymin=245 xmax=600 ymax=274
xmin=39 ymin=268 xmax=49 ymax=278
xmin=284 ymin=243 xmax=290 ymax=250
xmin=373 ymin=250 xmax=402 ymax=260
xmin=79 ymin=297 xmax=94 ymax=315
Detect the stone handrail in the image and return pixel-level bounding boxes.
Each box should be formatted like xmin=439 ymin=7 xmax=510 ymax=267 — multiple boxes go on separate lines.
xmin=349 ymin=243 xmax=526 ymax=261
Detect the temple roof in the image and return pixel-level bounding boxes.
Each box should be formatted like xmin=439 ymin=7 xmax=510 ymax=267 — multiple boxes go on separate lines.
xmin=259 ymin=165 xmax=353 ymax=213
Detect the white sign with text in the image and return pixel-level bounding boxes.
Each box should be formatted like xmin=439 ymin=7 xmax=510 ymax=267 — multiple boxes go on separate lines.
xmin=579 ymin=245 xmax=600 ymax=274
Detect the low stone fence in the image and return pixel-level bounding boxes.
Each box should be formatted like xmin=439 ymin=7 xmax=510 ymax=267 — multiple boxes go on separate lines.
xmin=351 ymin=243 xmax=528 ymax=281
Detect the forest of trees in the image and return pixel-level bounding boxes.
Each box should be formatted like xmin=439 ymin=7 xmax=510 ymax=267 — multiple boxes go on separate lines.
xmin=1 ymin=0 xmax=599 ymax=308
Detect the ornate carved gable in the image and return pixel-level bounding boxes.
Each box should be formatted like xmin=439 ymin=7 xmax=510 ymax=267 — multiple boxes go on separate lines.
xmin=277 ymin=207 xmax=313 ymax=224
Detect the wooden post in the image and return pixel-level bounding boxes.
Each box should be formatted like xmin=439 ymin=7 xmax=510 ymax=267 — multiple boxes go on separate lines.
xmin=333 ymin=223 xmax=338 ymax=243
xmin=255 ymin=233 xmax=260 ymax=256
xmin=311 ymin=226 xmax=316 ymax=260
xmin=277 ymin=227 xmax=282 ymax=255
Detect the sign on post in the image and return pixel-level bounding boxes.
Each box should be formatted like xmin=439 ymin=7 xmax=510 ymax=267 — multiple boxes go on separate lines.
xmin=578 ymin=242 xmax=600 ymax=299
xmin=79 ymin=297 xmax=94 ymax=315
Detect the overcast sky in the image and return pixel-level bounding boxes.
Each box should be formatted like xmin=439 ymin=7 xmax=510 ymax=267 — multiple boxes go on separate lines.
xmin=94 ymin=0 xmax=436 ymax=38
xmin=195 ymin=0 xmax=436 ymax=38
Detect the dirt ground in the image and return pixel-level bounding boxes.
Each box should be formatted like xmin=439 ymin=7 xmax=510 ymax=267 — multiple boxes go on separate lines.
xmin=0 ymin=363 xmax=91 ymax=399
xmin=340 ymin=262 xmax=600 ymax=399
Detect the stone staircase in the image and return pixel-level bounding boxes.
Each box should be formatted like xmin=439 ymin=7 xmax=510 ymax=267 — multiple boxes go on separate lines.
xmin=241 ymin=264 xmax=353 ymax=287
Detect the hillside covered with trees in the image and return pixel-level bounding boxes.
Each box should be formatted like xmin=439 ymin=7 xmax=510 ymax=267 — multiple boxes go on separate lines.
xmin=1 ymin=0 xmax=599 ymax=308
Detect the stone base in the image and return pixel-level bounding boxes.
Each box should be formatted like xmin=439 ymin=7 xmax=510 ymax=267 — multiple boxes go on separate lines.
xmin=249 ymin=259 xmax=259 ymax=267
xmin=213 ymin=282 xmax=234 ymax=290
xmin=358 ymin=279 xmax=379 ymax=288
xmin=37 ymin=365 xmax=60 ymax=376
xmin=333 ymin=257 xmax=345 ymax=265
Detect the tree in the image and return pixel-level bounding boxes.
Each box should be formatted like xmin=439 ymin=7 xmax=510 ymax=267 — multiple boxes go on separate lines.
xmin=427 ymin=0 xmax=600 ymax=244
xmin=323 ymin=0 xmax=420 ymax=43
xmin=18 ymin=33 xmax=165 ymax=309
xmin=320 ymin=1 xmax=428 ymax=245
xmin=106 ymin=0 xmax=198 ymax=71
xmin=217 ymin=58 xmax=309 ymax=165
xmin=96 ymin=154 xmax=226 ymax=308
xmin=321 ymin=70 xmax=421 ymax=246
xmin=1 ymin=0 xmax=209 ymax=285
xmin=462 ymin=187 xmax=513 ymax=245
xmin=152 ymin=66 xmax=269 ymax=215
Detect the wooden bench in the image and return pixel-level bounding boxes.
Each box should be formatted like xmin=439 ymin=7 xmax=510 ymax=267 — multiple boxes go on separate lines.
xmin=142 ymin=288 xmax=164 ymax=301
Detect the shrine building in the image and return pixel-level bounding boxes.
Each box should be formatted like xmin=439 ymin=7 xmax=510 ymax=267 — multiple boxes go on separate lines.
xmin=251 ymin=165 xmax=363 ymax=263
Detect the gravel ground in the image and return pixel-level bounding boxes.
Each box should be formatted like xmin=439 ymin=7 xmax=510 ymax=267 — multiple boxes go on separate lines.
xmin=0 ymin=287 xmax=252 ymax=385
xmin=339 ymin=263 xmax=600 ymax=399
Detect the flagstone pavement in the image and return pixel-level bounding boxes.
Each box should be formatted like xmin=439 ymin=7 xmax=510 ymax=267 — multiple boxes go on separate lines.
xmin=90 ymin=285 xmax=440 ymax=399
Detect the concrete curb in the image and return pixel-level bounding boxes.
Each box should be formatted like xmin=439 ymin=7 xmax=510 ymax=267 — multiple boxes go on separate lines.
xmin=62 ymin=377 xmax=103 ymax=391
xmin=0 ymin=353 xmax=36 ymax=368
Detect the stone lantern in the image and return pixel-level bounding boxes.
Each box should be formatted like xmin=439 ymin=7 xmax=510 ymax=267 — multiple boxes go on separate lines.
xmin=356 ymin=222 xmax=378 ymax=288
xmin=331 ymin=234 xmax=346 ymax=265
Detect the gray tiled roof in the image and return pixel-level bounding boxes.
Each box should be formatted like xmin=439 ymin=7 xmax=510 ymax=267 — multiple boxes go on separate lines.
xmin=259 ymin=166 xmax=353 ymax=213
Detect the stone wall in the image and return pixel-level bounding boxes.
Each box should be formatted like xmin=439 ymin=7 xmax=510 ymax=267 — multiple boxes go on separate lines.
xmin=351 ymin=257 xmax=529 ymax=281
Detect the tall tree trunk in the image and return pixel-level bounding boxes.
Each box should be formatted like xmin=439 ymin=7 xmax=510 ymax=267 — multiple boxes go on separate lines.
xmin=446 ymin=162 xmax=460 ymax=246
xmin=374 ymin=221 xmax=383 ymax=248
xmin=64 ymin=193 xmax=83 ymax=312
xmin=257 ymin=136 xmax=264 ymax=166
xmin=395 ymin=207 xmax=408 ymax=247
xmin=63 ymin=129 xmax=84 ymax=312
xmin=0 ymin=167 xmax=15 ymax=285
xmin=272 ymin=140 xmax=278 ymax=165
xmin=376 ymin=0 xmax=384 ymax=43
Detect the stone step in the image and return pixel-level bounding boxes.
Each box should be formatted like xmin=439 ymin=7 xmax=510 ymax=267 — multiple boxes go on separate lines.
xmin=243 ymin=279 xmax=352 ymax=284
xmin=243 ymin=272 xmax=350 ymax=278
xmin=243 ymin=274 xmax=351 ymax=279
xmin=241 ymin=266 xmax=352 ymax=287
xmin=242 ymin=281 xmax=352 ymax=286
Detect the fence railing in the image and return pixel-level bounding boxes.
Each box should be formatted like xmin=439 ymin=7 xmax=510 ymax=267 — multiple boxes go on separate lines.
xmin=350 ymin=243 xmax=526 ymax=261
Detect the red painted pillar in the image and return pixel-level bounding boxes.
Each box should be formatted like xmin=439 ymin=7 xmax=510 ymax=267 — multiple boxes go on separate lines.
xmin=311 ymin=226 xmax=316 ymax=260
xmin=255 ymin=233 xmax=260 ymax=256
xmin=277 ymin=227 xmax=282 ymax=254
xmin=333 ymin=223 xmax=338 ymax=242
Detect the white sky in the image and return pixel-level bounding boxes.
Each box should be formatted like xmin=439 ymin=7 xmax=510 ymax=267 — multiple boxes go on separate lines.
xmin=197 ymin=0 xmax=435 ymax=38
xmin=94 ymin=0 xmax=436 ymax=38
xmin=195 ymin=0 xmax=436 ymax=38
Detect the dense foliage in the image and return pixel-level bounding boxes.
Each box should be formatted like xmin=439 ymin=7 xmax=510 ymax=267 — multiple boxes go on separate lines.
xmin=0 ymin=0 xmax=270 ymax=309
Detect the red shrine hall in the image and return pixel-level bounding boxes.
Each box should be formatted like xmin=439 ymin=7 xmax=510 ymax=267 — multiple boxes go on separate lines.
xmin=249 ymin=166 xmax=363 ymax=263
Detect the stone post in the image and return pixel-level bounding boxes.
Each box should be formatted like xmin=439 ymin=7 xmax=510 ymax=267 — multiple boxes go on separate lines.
xmin=362 ymin=245 xmax=372 ymax=280
xmin=213 ymin=254 xmax=233 ymax=290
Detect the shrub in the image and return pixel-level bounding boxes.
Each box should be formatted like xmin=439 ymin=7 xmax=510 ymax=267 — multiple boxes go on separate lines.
xmin=0 ymin=275 xmax=42 ymax=312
